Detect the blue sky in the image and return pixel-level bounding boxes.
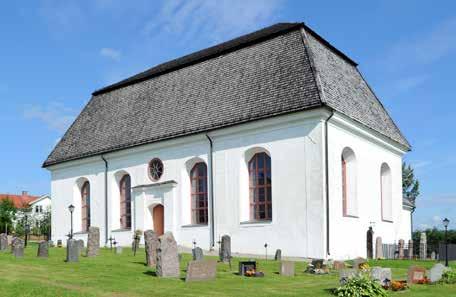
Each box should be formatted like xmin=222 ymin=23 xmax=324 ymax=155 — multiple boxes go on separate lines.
xmin=0 ymin=1 xmax=455 ymax=230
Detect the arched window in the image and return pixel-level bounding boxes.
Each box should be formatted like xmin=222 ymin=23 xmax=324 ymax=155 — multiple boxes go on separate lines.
xmin=249 ymin=152 xmax=272 ymax=221
xmin=341 ymin=148 xmax=358 ymax=217
xmin=120 ymin=175 xmax=132 ymax=229
xmin=190 ymin=163 xmax=208 ymax=225
xmin=81 ymin=181 xmax=91 ymax=232
xmin=380 ymin=163 xmax=393 ymax=222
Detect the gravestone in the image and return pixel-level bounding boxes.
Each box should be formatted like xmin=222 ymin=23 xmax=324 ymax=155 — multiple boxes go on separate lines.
xmin=156 ymin=232 xmax=180 ymax=278
xmin=408 ymin=240 xmax=414 ymax=259
xmin=375 ymin=237 xmax=383 ymax=259
xmin=408 ymin=266 xmax=426 ymax=284
xmin=0 ymin=233 xmax=7 ymax=251
xmin=333 ymin=261 xmax=346 ymax=270
xmin=57 ymin=240 xmax=62 ymax=248
xmin=86 ymin=227 xmax=100 ymax=257
xmin=398 ymin=239 xmax=405 ymax=259
xmin=144 ymin=230 xmax=159 ymax=267
xmin=220 ymin=235 xmax=231 ymax=263
xmin=371 ymin=267 xmax=392 ymax=286
xmin=366 ymin=227 xmax=374 ymax=259
xmin=37 ymin=240 xmax=49 ymax=258
xmin=353 ymin=257 xmax=367 ymax=270
xmin=429 ymin=263 xmax=449 ymax=283
xmin=76 ymin=239 xmax=85 ymax=255
xmin=311 ymin=259 xmax=324 ymax=269
xmin=239 ymin=261 xmax=257 ymax=276
xmin=66 ymin=239 xmax=79 ymax=262
xmin=7 ymin=235 xmax=13 ymax=246
xmin=115 ymin=246 xmax=123 ymax=255
xmin=274 ymin=249 xmax=282 ymax=261
xmin=192 ymin=247 xmax=204 ymax=261
xmin=339 ymin=269 xmax=358 ymax=285
xmin=279 ymin=261 xmax=295 ymax=276
xmin=185 ymin=260 xmax=217 ymax=282
xmin=48 ymin=240 xmax=54 ymax=247
xmin=431 ymin=251 xmax=436 ymax=260
xmin=419 ymin=232 xmax=427 ymax=260
xmin=12 ymin=238 xmax=24 ymax=258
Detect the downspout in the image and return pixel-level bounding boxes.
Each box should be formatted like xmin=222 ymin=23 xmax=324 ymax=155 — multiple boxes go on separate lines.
xmin=101 ymin=155 xmax=108 ymax=245
xmin=325 ymin=110 xmax=334 ymax=256
xmin=205 ymin=134 xmax=215 ymax=249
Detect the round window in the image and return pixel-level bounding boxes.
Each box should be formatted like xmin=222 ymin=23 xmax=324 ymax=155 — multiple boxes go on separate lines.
xmin=148 ymin=158 xmax=164 ymax=181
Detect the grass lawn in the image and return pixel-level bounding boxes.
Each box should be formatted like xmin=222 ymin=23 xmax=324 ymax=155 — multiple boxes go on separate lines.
xmin=0 ymin=243 xmax=455 ymax=297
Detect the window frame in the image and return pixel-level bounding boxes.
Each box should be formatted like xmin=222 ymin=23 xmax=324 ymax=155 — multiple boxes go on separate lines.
xmin=248 ymin=152 xmax=272 ymax=221
xmin=81 ymin=181 xmax=91 ymax=232
xmin=190 ymin=162 xmax=208 ymax=225
xmin=119 ymin=174 xmax=132 ymax=229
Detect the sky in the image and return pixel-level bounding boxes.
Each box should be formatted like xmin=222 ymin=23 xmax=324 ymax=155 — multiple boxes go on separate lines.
xmin=0 ymin=1 xmax=455 ymax=231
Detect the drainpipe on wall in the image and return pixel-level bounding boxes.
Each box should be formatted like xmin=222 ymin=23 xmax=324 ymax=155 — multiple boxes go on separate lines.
xmin=101 ymin=155 xmax=108 ymax=245
xmin=324 ymin=110 xmax=334 ymax=257
xmin=205 ymin=134 xmax=215 ymax=249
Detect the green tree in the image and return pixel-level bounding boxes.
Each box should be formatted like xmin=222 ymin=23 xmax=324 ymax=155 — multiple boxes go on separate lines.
xmin=0 ymin=198 xmax=17 ymax=234
xmin=402 ymin=162 xmax=420 ymax=202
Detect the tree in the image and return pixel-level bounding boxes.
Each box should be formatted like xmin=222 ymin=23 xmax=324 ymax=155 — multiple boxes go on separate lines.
xmin=0 ymin=198 xmax=17 ymax=234
xmin=402 ymin=162 xmax=420 ymax=203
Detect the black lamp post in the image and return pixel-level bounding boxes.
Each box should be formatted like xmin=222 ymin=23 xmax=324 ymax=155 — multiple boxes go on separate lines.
xmin=443 ymin=218 xmax=450 ymax=267
xmin=24 ymin=215 xmax=29 ymax=248
xmin=68 ymin=204 xmax=75 ymax=239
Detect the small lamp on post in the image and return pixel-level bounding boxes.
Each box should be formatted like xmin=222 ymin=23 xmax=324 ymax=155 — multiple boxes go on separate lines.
xmin=68 ymin=204 xmax=75 ymax=240
xmin=443 ymin=218 xmax=450 ymax=267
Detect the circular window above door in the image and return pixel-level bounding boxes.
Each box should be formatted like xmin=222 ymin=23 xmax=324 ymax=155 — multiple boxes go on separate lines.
xmin=148 ymin=158 xmax=164 ymax=181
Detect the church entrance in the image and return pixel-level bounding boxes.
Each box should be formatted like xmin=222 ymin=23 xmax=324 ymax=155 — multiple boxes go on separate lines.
xmin=153 ymin=205 xmax=164 ymax=236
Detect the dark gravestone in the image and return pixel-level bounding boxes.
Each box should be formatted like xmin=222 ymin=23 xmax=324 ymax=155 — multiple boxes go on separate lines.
xmin=144 ymin=230 xmax=159 ymax=267
xmin=76 ymin=239 xmax=85 ymax=255
xmin=366 ymin=227 xmax=374 ymax=259
xmin=279 ymin=261 xmax=295 ymax=276
xmin=398 ymin=239 xmax=405 ymax=259
xmin=185 ymin=260 xmax=217 ymax=282
xmin=57 ymin=240 xmax=62 ymax=248
xmin=156 ymin=232 xmax=180 ymax=278
xmin=339 ymin=269 xmax=358 ymax=285
xmin=12 ymin=238 xmax=24 ymax=258
xmin=66 ymin=239 xmax=79 ymax=262
xmin=408 ymin=266 xmax=426 ymax=284
xmin=311 ymin=259 xmax=324 ymax=269
xmin=192 ymin=247 xmax=204 ymax=261
xmin=86 ymin=226 xmax=100 ymax=257
xmin=219 ymin=235 xmax=231 ymax=263
xmin=0 ymin=233 xmax=7 ymax=251
xmin=37 ymin=240 xmax=49 ymax=258
xmin=239 ymin=261 xmax=256 ymax=276
xmin=274 ymin=249 xmax=282 ymax=261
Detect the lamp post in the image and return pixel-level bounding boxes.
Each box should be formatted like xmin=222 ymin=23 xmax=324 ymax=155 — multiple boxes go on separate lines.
xmin=24 ymin=215 xmax=29 ymax=248
xmin=68 ymin=204 xmax=75 ymax=239
xmin=443 ymin=218 xmax=450 ymax=267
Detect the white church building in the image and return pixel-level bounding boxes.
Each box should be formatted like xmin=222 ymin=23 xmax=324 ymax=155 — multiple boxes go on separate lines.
xmin=44 ymin=23 xmax=412 ymax=259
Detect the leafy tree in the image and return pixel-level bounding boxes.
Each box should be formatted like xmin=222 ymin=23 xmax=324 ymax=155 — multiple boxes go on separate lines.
xmin=0 ymin=198 xmax=17 ymax=234
xmin=402 ymin=162 xmax=420 ymax=202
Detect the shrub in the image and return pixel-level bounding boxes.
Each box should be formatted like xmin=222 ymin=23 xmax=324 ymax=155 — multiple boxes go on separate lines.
xmin=334 ymin=275 xmax=387 ymax=297
xmin=440 ymin=269 xmax=456 ymax=284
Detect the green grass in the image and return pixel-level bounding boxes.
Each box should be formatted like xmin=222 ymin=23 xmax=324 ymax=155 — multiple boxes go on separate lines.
xmin=0 ymin=243 xmax=455 ymax=296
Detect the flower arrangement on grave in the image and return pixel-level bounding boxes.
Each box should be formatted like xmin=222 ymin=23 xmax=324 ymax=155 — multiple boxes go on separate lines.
xmin=359 ymin=262 xmax=370 ymax=271
xmin=334 ymin=274 xmax=387 ymax=297
xmin=390 ymin=280 xmax=408 ymax=291
xmin=416 ymin=276 xmax=430 ymax=285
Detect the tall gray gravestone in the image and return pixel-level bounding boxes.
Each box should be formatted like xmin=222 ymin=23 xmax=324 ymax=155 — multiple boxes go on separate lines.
xmin=419 ymin=232 xmax=427 ymax=260
xmin=398 ymin=239 xmax=405 ymax=259
xmin=220 ymin=235 xmax=231 ymax=263
xmin=408 ymin=240 xmax=414 ymax=259
xmin=156 ymin=232 xmax=180 ymax=278
xmin=86 ymin=226 xmax=100 ymax=257
xmin=375 ymin=237 xmax=383 ymax=259
xmin=192 ymin=247 xmax=204 ymax=261
xmin=144 ymin=230 xmax=159 ymax=267
xmin=0 ymin=233 xmax=7 ymax=251
xmin=76 ymin=239 xmax=85 ymax=255
xmin=66 ymin=239 xmax=79 ymax=262
xmin=12 ymin=238 xmax=24 ymax=258
xmin=37 ymin=240 xmax=49 ymax=258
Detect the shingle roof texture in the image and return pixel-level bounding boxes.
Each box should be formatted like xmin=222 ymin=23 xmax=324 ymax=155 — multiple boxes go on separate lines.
xmin=44 ymin=23 xmax=409 ymax=167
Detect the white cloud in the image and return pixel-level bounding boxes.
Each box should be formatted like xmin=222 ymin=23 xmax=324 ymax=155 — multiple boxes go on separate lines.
xmin=143 ymin=0 xmax=284 ymax=44
xmin=100 ymin=47 xmax=122 ymax=61
xmin=23 ymin=102 xmax=76 ymax=133
xmin=411 ymin=160 xmax=432 ymax=169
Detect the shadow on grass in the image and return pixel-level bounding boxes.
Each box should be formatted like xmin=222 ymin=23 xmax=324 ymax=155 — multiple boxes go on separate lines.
xmin=143 ymin=270 xmax=157 ymax=277
xmin=132 ymin=261 xmax=147 ymax=266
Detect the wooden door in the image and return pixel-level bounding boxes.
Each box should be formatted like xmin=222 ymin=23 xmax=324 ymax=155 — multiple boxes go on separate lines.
xmin=153 ymin=205 xmax=164 ymax=236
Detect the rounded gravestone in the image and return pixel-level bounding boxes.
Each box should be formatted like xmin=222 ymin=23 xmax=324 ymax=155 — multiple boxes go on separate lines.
xmin=156 ymin=232 xmax=180 ymax=278
xmin=144 ymin=230 xmax=159 ymax=267
xmin=192 ymin=247 xmax=204 ymax=261
xmin=12 ymin=238 xmax=24 ymax=258
xmin=66 ymin=239 xmax=79 ymax=262
xmin=37 ymin=240 xmax=49 ymax=258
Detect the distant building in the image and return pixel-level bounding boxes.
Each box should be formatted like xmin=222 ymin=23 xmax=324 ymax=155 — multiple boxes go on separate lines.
xmin=29 ymin=195 xmax=52 ymax=219
xmin=0 ymin=191 xmax=38 ymax=209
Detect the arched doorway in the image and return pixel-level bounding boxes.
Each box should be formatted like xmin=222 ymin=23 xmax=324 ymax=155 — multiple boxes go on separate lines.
xmin=153 ymin=205 xmax=164 ymax=236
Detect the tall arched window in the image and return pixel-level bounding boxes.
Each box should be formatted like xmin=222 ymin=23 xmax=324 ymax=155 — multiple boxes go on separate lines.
xmin=341 ymin=148 xmax=358 ymax=217
xmin=81 ymin=181 xmax=91 ymax=232
xmin=249 ymin=152 xmax=272 ymax=221
xmin=120 ymin=175 xmax=132 ymax=229
xmin=380 ymin=163 xmax=393 ymax=222
xmin=190 ymin=163 xmax=208 ymax=225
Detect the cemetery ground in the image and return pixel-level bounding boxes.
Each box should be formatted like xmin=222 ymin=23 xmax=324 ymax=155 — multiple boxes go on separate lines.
xmin=0 ymin=244 xmax=455 ymax=297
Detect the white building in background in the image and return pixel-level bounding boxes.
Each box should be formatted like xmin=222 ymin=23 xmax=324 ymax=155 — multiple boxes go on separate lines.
xmin=29 ymin=195 xmax=51 ymax=219
xmin=44 ymin=23 xmax=412 ymax=259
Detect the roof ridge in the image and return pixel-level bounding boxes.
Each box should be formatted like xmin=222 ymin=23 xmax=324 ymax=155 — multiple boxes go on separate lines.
xmin=92 ymin=22 xmax=304 ymax=96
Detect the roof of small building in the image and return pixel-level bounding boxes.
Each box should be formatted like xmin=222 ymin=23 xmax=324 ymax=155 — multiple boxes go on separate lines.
xmin=0 ymin=193 xmax=40 ymax=209
xmin=43 ymin=22 xmax=410 ymax=167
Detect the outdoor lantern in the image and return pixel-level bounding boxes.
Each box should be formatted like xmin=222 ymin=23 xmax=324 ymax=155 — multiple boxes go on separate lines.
xmin=68 ymin=204 xmax=75 ymax=239
xmin=443 ymin=218 xmax=450 ymax=228
xmin=68 ymin=204 xmax=75 ymax=214
xmin=443 ymin=218 xmax=450 ymax=267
